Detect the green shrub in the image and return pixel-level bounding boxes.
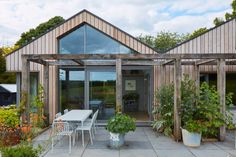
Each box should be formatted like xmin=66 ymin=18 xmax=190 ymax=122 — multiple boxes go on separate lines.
xmin=1 ymin=144 xmax=42 ymax=157
xmin=152 ymin=83 xmax=174 ymax=136
xmin=106 ymin=114 xmax=136 ymax=134
xmin=0 ymin=107 xmax=20 ymax=128
xmin=152 ymin=74 xmax=234 ymax=138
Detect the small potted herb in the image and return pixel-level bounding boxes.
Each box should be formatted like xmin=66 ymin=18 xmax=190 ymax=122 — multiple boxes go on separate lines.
xmin=106 ymin=113 xmax=136 ymax=148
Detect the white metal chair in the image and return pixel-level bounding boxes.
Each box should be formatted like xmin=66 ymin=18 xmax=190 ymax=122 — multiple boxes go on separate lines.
xmin=64 ymin=109 xmax=69 ymax=114
xmin=85 ymin=110 xmax=99 ymax=134
xmin=51 ymin=121 xmax=75 ymax=154
xmin=76 ymin=111 xmax=97 ymax=146
xmin=55 ymin=112 xmax=62 ymax=119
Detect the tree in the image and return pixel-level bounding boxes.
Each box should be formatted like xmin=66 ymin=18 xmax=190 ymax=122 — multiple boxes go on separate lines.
xmin=0 ymin=46 xmax=18 ymax=83
xmin=188 ymin=27 xmax=208 ymax=39
xmin=138 ymin=31 xmax=188 ymax=53
xmin=15 ymin=16 xmax=65 ymax=47
xmin=213 ymin=0 xmax=236 ymax=26
xmin=213 ymin=17 xmax=224 ymax=26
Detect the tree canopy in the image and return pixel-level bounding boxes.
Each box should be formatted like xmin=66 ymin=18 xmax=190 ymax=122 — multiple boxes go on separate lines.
xmin=138 ymin=32 xmax=188 ymax=53
xmin=15 ymin=16 xmax=65 ymax=47
xmin=214 ymin=0 xmax=236 ymax=26
xmin=0 ymin=46 xmax=18 ymax=83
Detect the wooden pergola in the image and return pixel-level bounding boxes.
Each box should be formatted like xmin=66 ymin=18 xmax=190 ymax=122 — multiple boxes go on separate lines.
xmin=21 ymin=53 xmax=236 ymax=141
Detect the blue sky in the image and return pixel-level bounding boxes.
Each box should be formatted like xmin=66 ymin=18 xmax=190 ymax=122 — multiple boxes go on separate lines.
xmin=0 ymin=0 xmax=232 ymax=46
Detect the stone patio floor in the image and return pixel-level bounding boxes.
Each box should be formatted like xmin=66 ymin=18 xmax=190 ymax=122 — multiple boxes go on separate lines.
xmin=33 ymin=127 xmax=236 ymax=157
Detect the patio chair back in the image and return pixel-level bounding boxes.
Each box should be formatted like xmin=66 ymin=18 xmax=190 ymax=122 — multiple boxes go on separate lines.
xmin=55 ymin=112 xmax=62 ymax=119
xmin=52 ymin=121 xmax=71 ymax=135
xmin=64 ymin=109 xmax=69 ymax=114
xmin=94 ymin=110 xmax=99 ymax=121
xmin=89 ymin=111 xmax=97 ymax=127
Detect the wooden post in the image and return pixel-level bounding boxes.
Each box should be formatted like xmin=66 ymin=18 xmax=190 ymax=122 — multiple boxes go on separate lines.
xmin=116 ymin=59 xmax=122 ymax=112
xmin=43 ymin=64 xmax=49 ymax=116
xmin=194 ymin=64 xmax=200 ymax=93
xmin=160 ymin=64 xmax=166 ymax=86
xmin=217 ymin=59 xmax=226 ymax=141
xmin=21 ymin=56 xmax=30 ymax=123
xmin=174 ymin=58 xmax=182 ymax=141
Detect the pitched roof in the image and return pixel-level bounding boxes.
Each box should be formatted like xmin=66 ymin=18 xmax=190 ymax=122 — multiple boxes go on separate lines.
xmin=0 ymin=84 xmax=17 ymax=93
xmin=6 ymin=9 xmax=158 ymax=57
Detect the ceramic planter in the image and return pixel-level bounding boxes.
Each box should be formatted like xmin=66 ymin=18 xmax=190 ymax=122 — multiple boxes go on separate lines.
xmin=109 ymin=132 xmax=125 ymax=148
xmin=181 ymin=128 xmax=201 ymax=147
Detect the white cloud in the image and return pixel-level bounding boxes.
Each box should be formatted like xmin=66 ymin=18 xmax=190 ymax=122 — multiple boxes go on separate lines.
xmin=0 ymin=0 xmax=232 ymax=46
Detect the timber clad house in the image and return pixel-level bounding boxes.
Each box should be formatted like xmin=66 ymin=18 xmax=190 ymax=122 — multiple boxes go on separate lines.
xmin=5 ymin=9 xmax=236 ymax=140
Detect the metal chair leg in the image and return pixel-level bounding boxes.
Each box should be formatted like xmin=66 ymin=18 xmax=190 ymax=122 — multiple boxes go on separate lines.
xmin=69 ymin=135 xmax=71 ymax=154
xmin=89 ymin=130 xmax=93 ymax=145
xmin=82 ymin=130 xmax=84 ymax=147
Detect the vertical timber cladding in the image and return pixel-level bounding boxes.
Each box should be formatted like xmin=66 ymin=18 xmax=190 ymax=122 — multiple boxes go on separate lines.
xmin=5 ymin=10 xmax=158 ymax=123
xmin=160 ymin=18 xmax=236 ymax=87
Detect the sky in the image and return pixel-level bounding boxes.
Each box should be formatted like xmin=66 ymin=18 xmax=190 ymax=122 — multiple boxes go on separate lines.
xmin=0 ymin=0 xmax=233 ymax=46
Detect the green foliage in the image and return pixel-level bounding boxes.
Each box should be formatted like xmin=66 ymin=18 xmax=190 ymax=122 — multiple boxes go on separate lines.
xmin=138 ymin=31 xmax=188 ymax=52
xmin=213 ymin=0 xmax=236 ymax=26
xmin=106 ymin=113 xmax=136 ymax=134
xmin=188 ymin=27 xmax=208 ymax=39
xmin=197 ymin=82 xmax=225 ymax=136
xmin=180 ymin=75 xmax=198 ymax=125
xmin=15 ymin=16 xmax=65 ymax=47
xmin=0 ymin=106 xmax=20 ymax=128
xmin=152 ymin=75 xmax=233 ymax=138
xmin=0 ymin=46 xmax=18 ymax=84
xmin=31 ymin=84 xmax=45 ymax=128
xmin=1 ymin=143 xmax=42 ymax=157
xmin=213 ymin=17 xmax=224 ymax=26
xmin=152 ymin=84 xmax=174 ymax=136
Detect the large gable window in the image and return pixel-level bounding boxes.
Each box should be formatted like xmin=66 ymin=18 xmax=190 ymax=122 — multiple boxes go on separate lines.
xmin=59 ymin=24 xmax=136 ymax=54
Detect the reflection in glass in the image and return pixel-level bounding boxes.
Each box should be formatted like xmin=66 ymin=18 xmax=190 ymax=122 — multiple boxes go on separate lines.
xmin=89 ymin=71 xmax=116 ymax=120
xmin=59 ymin=24 xmax=136 ymax=54
xmin=30 ymin=73 xmax=38 ymax=106
xmin=59 ymin=68 xmax=84 ymax=112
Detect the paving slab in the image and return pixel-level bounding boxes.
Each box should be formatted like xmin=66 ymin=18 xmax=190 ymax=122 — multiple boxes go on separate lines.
xmin=120 ymin=149 xmax=157 ymax=157
xmin=81 ymin=149 xmax=119 ymax=157
xmin=155 ymin=149 xmax=195 ymax=157
xmin=190 ymin=149 xmax=230 ymax=157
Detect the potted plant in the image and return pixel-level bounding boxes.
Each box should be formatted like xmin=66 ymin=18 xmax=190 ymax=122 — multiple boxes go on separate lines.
xmin=106 ymin=113 xmax=136 ymax=148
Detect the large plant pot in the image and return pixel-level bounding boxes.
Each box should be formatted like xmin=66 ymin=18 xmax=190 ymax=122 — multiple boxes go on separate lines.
xmin=182 ymin=128 xmax=201 ymax=147
xmin=109 ymin=132 xmax=125 ymax=148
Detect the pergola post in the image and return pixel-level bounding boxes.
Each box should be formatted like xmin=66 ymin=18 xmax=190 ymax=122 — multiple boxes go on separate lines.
xmin=217 ymin=59 xmax=226 ymax=141
xmin=194 ymin=64 xmax=200 ymax=93
xmin=116 ymin=59 xmax=122 ymax=112
xmin=43 ymin=64 xmax=49 ymax=116
xmin=21 ymin=56 xmax=30 ymax=123
xmin=160 ymin=64 xmax=166 ymax=85
xmin=174 ymin=58 xmax=182 ymax=141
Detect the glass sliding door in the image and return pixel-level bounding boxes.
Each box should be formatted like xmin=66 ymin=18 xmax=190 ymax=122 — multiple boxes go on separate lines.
xmin=89 ymin=71 xmax=116 ymax=120
xmin=59 ymin=68 xmax=85 ymax=113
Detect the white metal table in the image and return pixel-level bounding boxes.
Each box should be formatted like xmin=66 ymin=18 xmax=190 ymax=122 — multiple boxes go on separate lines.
xmin=55 ymin=110 xmax=93 ymax=146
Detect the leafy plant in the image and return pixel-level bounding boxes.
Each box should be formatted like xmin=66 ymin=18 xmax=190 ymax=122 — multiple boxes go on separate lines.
xmin=106 ymin=114 xmax=136 ymax=134
xmin=1 ymin=143 xmax=42 ymax=157
xmin=152 ymin=83 xmax=174 ymax=136
xmin=0 ymin=106 xmax=21 ymax=146
xmin=31 ymin=84 xmax=46 ymax=128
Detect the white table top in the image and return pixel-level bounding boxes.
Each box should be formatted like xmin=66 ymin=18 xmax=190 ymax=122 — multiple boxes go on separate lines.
xmin=55 ymin=110 xmax=92 ymax=122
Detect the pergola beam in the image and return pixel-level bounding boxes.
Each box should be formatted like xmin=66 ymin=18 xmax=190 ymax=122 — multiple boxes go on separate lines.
xmin=195 ymin=59 xmax=216 ymax=65
xmin=72 ymin=59 xmax=84 ymax=65
xmin=22 ymin=53 xmax=236 ymax=60
xmin=162 ymin=59 xmax=175 ymax=65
